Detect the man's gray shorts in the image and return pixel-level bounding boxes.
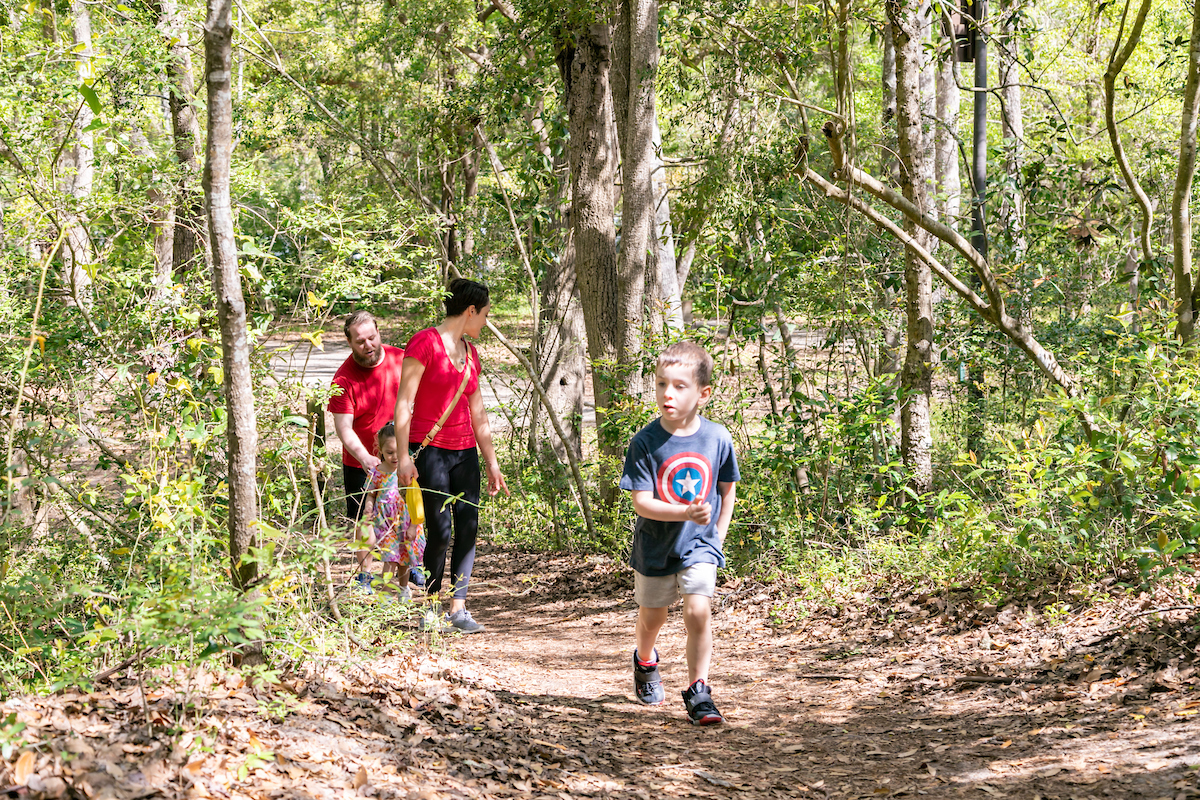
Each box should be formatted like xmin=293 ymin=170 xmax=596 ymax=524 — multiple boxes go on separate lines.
xmin=634 ymin=563 xmax=718 ymax=608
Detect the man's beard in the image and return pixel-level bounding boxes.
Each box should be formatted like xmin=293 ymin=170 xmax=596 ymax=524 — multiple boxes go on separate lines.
xmin=352 ymin=348 xmax=384 ymax=368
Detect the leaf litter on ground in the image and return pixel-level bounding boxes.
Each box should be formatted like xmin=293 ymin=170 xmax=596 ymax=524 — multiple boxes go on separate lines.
xmin=5 ymin=546 xmax=1200 ymax=798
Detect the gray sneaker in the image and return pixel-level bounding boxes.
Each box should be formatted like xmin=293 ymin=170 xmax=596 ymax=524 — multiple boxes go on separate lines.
xmin=446 ymin=609 xmax=485 ymax=634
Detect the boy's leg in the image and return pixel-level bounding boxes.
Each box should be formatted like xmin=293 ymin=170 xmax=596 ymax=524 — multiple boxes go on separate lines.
xmin=635 ymin=605 xmax=668 ymax=660
xmin=678 ymin=564 xmax=722 ymax=725
xmin=682 ymin=594 xmax=713 ymax=685
xmin=632 ymin=570 xmax=677 ymax=706
xmin=633 ymin=605 xmax=668 ymax=705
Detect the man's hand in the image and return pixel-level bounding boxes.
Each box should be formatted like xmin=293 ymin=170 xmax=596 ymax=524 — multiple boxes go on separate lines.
xmin=685 ymin=501 xmax=712 ymax=525
xmin=360 ymin=454 xmax=381 ymax=472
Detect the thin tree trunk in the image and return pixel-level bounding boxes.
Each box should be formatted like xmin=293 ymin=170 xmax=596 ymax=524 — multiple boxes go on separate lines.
xmin=557 ymin=23 xmax=622 ymax=512
xmin=1104 ymin=0 xmax=1155 ymax=320
xmin=158 ymin=0 xmax=207 ymax=279
xmin=461 ymin=129 xmax=482 ymax=260
xmin=935 ymin=42 xmax=961 ymax=224
xmin=918 ymin=0 xmax=937 ymax=210
xmin=204 ymin=0 xmax=262 ymax=664
xmin=881 ymin=20 xmax=897 ymax=180
xmin=997 ymin=0 xmax=1025 ymax=257
xmin=1173 ymin=0 xmax=1200 ymax=342
xmin=876 ymin=19 xmax=902 ymax=377
xmin=966 ymin=2 xmax=989 ymax=458
xmin=835 ymin=0 xmax=857 ymax=156
xmin=888 ymin=0 xmax=936 ymax=498
xmin=1084 ymin=0 xmax=1104 ymax=131
xmin=612 ymin=0 xmax=659 ymax=396
xmin=536 ymin=220 xmax=586 ymax=462
xmin=441 ymin=140 xmax=459 ymax=266
xmin=652 ymin=116 xmax=683 ymax=332
xmin=63 ymin=0 xmax=94 ymax=308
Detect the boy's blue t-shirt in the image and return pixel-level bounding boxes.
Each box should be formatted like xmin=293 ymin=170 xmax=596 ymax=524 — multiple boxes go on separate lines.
xmin=619 ymin=416 xmax=741 ymax=577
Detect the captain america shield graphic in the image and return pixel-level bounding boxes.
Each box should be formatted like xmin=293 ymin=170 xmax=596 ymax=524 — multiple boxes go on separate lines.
xmin=657 ymin=452 xmax=713 ymax=505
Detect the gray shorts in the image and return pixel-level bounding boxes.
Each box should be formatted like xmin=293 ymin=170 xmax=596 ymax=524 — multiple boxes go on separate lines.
xmin=634 ymin=563 xmax=718 ymax=608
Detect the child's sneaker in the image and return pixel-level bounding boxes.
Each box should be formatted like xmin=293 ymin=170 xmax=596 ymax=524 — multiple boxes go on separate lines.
xmin=398 ymin=585 xmax=412 ymax=602
xmin=352 ymin=572 xmax=374 ymax=594
xmin=633 ymin=650 xmax=665 ymax=705
xmin=682 ymin=680 xmax=723 ymax=725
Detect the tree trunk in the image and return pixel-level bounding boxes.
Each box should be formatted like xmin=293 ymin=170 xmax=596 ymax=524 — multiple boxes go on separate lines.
xmin=536 ymin=221 xmax=587 ymax=462
xmin=612 ymin=0 xmax=659 ymax=396
xmin=204 ymin=0 xmax=262 ymax=664
xmin=888 ymin=0 xmax=936 ymax=498
xmin=881 ymin=19 xmax=897 ymax=180
xmin=997 ymin=0 xmax=1025 ymax=257
xmin=1103 ymin=0 xmax=1155 ymax=272
xmin=935 ymin=41 xmax=961 ymax=223
xmin=556 ymin=23 xmax=622 ymax=510
xmin=461 ymin=128 xmax=482 ymax=260
xmin=1173 ymin=0 xmax=1200 ymax=342
xmin=158 ymin=0 xmax=207 ymax=279
xmin=651 ymin=116 xmax=684 ymax=332
xmin=63 ymin=0 xmax=94 ymax=308
xmin=1084 ymin=0 xmax=1104 ymax=132
xmin=529 ymin=105 xmax=586 ymax=464
xmin=441 ymin=138 xmax=460 ymax=266
xmin=966 ymin=2 xmax=989 ymax=458
xmin=877 ymin=19 xmax=902 ymax=377
xmin=918 ymin=0 xmax=937 ymax=209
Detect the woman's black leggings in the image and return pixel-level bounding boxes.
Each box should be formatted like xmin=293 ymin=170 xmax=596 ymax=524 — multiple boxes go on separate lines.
xmin=413 ymin=445 xmax=480 ymax=599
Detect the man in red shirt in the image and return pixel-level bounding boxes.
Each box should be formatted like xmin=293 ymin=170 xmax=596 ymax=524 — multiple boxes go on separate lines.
xmin=328 ymin=311 xmax=405 ymax=583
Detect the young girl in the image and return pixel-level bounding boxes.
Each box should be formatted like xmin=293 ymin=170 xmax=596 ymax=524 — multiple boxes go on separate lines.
xmin=360 ymin=423 xmax=425 ymax=600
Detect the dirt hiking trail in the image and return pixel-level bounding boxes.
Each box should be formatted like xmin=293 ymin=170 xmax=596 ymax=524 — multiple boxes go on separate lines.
xmin=6 ymin=544 xmax=1200 ymax=800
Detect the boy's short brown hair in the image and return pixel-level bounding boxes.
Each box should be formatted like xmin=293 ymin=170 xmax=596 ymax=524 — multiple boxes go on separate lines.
xmin=657 ymin=342 xmax=713 ymax=387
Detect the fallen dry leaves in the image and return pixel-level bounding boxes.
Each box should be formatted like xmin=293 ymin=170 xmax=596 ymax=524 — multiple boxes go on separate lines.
xmin=6 ymin=549 xmax=1200 ymax=799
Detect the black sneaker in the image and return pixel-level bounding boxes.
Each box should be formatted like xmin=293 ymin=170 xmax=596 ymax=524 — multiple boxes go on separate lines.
xmin=633 ymin=650 xmax=665 ymax=705
xmin=682 ymin=680 xmax=723 ymax=725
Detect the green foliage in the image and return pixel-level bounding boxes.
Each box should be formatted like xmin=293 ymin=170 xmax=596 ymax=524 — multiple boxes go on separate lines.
xmin=7 ymin=0 xmax=1200 ymax=693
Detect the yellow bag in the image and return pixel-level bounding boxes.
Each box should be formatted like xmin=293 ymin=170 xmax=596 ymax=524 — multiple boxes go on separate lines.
xmin=406 ymin=479 xmax=425 ymax=526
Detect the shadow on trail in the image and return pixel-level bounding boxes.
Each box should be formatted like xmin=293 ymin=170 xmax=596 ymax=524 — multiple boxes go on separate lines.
xmin=447 ymin=544 xmax=1200 ymax=799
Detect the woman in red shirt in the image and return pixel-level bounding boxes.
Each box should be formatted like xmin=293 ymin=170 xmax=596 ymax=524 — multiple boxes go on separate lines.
xmin=394 ymin=279 xmax=509 ymax=633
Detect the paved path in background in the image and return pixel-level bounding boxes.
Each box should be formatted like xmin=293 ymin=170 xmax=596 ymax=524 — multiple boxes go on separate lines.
xmin=263 ymin=339 xmax=585 ymax=456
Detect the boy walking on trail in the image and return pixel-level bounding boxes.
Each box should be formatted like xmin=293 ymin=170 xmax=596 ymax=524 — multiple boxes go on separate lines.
xmin=619 ymin=342 xmax=740 ymax=726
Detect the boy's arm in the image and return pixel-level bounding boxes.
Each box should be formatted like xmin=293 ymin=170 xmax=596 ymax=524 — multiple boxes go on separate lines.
xmin=631 ymin=490 xmax=711 ymax=524
xmin=714 ymin=481 xmax=736 ymax=545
